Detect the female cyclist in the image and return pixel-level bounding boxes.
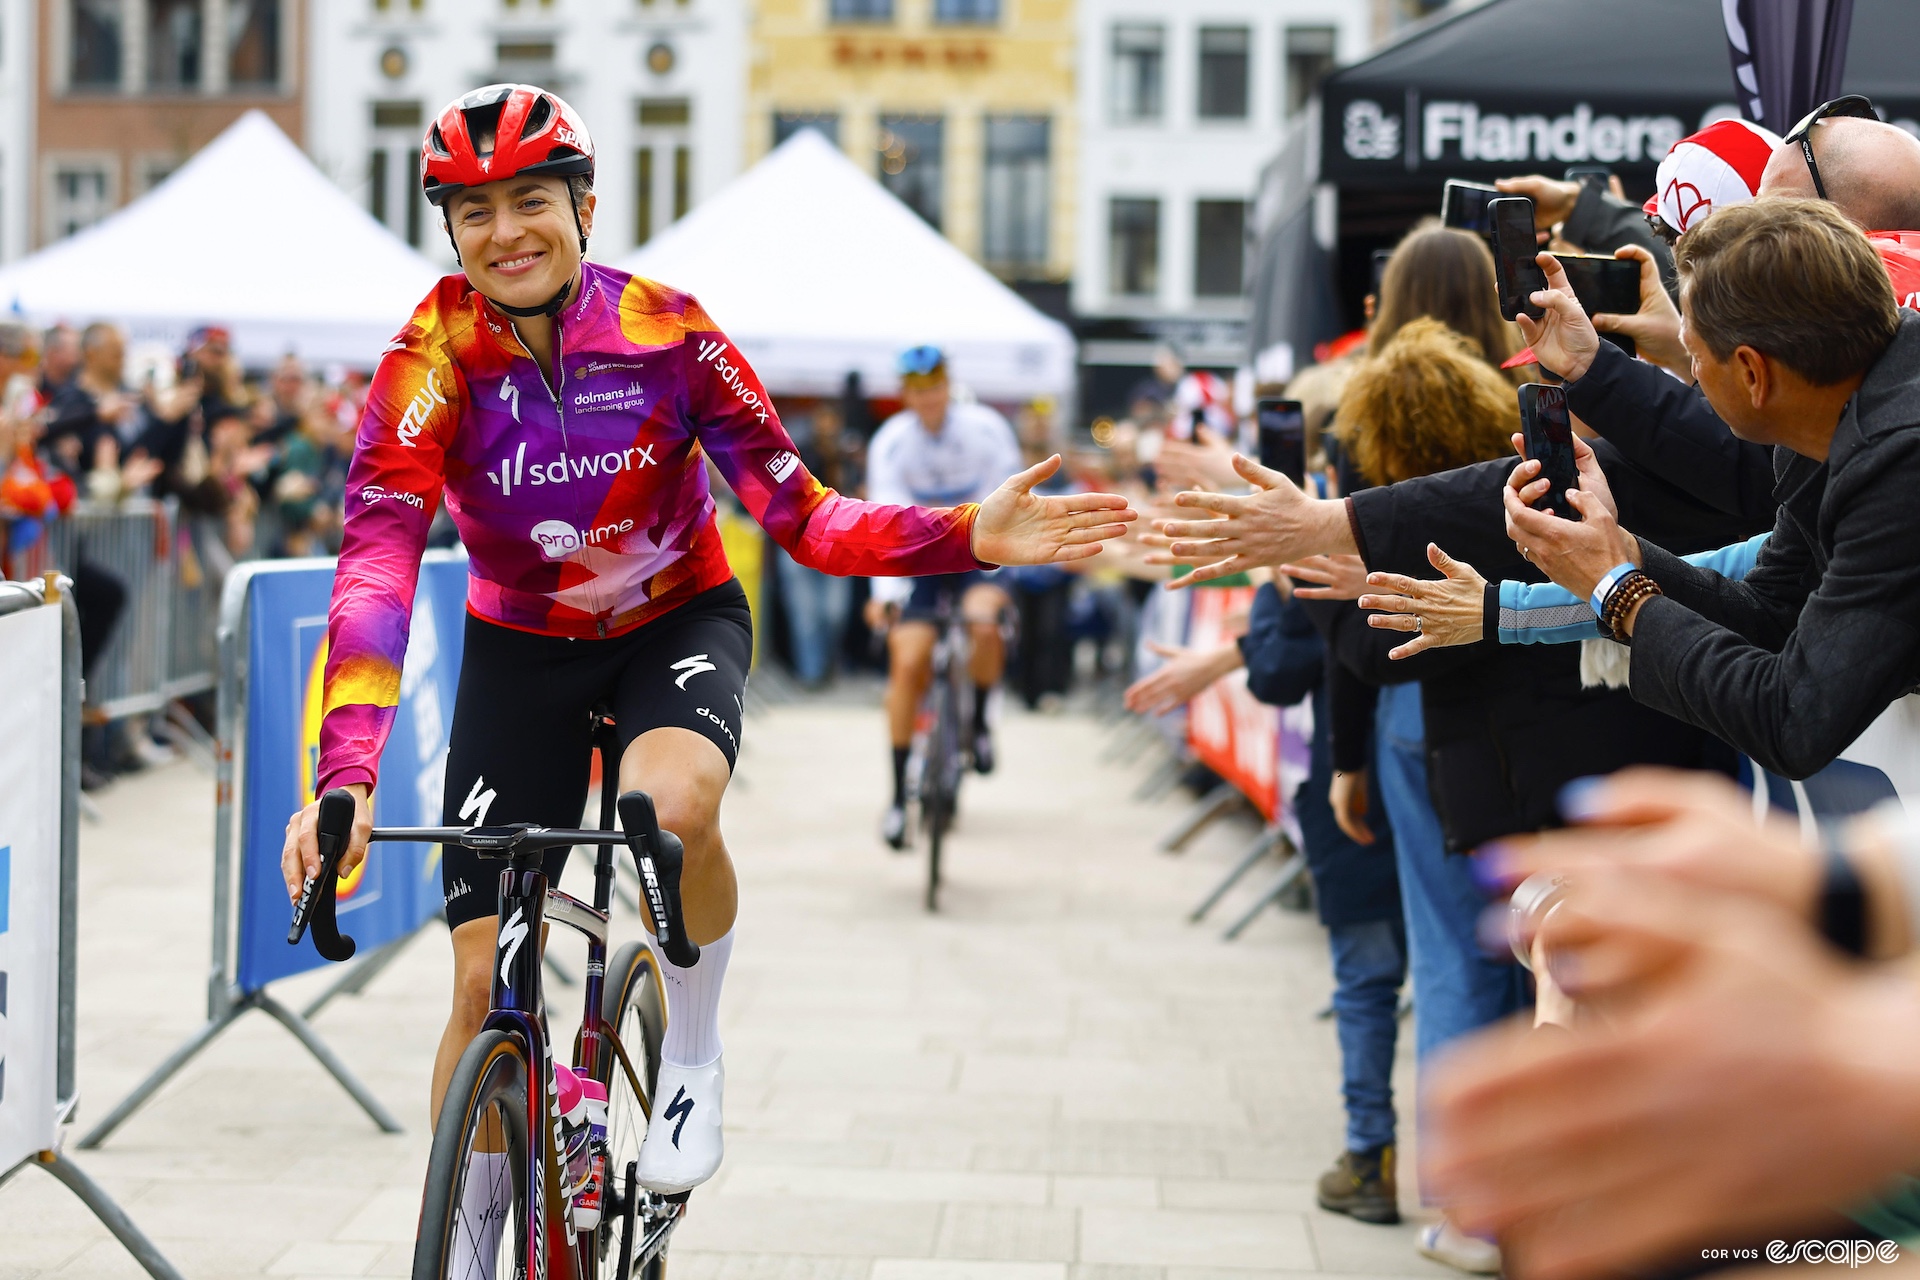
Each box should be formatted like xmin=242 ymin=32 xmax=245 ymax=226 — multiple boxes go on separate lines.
xmin=278 ymin=84 xmax=1134 ymax=1210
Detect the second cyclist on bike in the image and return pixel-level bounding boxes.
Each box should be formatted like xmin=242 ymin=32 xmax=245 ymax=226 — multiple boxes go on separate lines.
xmin=864 ymin=346 xmax=1025 ymax=849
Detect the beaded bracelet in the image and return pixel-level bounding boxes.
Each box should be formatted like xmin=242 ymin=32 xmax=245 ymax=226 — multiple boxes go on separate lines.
xmin=1599 ymin=571 xmax=1662 ymax=642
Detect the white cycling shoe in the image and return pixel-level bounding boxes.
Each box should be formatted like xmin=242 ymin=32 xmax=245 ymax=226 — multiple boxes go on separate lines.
xmin=637 ymin=1056 xmax=725 ymax=1193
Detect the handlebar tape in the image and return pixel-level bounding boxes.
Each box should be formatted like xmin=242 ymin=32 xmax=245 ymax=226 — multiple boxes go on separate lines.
xmin=617 ymin=790 xmax=701 ymax=968
xmin=288 ymin=788 xmax=359 ymax=962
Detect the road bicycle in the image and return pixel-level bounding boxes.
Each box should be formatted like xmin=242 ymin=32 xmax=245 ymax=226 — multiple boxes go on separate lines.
xmin=293 ymin=711 xmax=695 ymax=1280
xmin=911 ymin=587 xmax=972 ymax=913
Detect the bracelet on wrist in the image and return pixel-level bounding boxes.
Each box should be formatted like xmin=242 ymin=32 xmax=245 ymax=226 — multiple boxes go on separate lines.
xmin=1598 ymin=570 xmax=1661 ymax=642
xmin=1590 ymin=562 xmax=1640 ymax=619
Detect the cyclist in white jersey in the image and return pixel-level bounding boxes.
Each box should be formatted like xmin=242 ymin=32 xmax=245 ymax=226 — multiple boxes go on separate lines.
xmin=863 ymin=346 xmax=1024 ymax=847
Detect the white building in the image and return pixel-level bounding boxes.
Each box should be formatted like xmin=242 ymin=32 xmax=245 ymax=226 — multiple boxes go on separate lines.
xmin=1072 ymin=0 xmax=1371 ymax=395
xmin=0 ymin=2 xmax=35 ymax=263
xmin=305 ymin=0 xmax=746 ymax=271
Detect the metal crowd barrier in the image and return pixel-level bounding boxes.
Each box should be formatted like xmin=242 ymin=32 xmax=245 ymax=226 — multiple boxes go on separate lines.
xmin=14 ymin=498 xmax=219 ymax=718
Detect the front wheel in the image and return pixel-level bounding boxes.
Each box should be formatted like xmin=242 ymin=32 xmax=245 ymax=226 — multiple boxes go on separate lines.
xmin=415 ymin=1030 xmax=535 ymax=1280
xmin=923 ymin=663 xmax=964 ymax=913
xmin=596 ymin=942 xmax=668 ymax=1278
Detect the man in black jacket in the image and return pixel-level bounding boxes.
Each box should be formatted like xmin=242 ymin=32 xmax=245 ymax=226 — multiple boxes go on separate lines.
xmin=1508 ymin=198 xmax=1914 ymax=781
xmin=1157 ymin=116 xmax=1920 ymax=593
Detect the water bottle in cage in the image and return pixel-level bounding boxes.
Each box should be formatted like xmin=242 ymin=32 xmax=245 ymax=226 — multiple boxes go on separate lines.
xmin=574 ymin=1077 xmax=609 ymax=1228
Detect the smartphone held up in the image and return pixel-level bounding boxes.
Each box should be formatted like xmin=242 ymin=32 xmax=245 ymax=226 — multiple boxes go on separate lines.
xmin=1518 ymin=383 xmax=1581 ymax=521
xmin=1491 ymin=196 xmax=1549 ymax=323
xmin=1255 ymin=398 xmax=1307 ymax=488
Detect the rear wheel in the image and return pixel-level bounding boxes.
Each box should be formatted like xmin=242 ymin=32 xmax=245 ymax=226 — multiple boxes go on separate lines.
xmin=596 ymin=942 xmax=668 ymax=1278
xmin=414 ymin=1031 xmax=534 ymax=1280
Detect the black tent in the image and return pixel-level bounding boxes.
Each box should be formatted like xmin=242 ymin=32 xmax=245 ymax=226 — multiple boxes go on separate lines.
xmin=1250 ymin=0 xmax=1920 ymax=361
xmin=1321 ymin=0 xmax=1915 ymax=187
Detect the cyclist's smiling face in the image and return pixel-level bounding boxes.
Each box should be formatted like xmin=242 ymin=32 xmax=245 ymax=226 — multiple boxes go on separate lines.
xmin=447 ymin=176 xmax=596 ymax=310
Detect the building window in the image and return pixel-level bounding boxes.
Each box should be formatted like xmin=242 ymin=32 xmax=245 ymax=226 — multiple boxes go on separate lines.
xmin=1110 ymin=24 xmax=1164 ymax=123
xmin=69 ymin=0 xmax=122 ymax=88
xmin=137 ymin=155 xmax=181 ymax=194
xmin=227 ymin=0 xmax=281 ymax=88
xmin=933 ymin=0 xmax=999 ymax=23
xmin=374 ymin=0 xmax=428 ymax=11
xmin=1108 ymin=198 xmax=1159 ymax=298
xmin=674 ymin=147 xmax=691 ymax=221
xmin=369 ymin=150 xmax=389 ymax=225
xmin=372 ymin=100 xmax=423 ymax=129
xmin=1194 ymin=200 xmax=1246 ymax=297
xmin=407 ymin=152 xmax=422 ymax=247
xmin=148 ymin=0 xmax=203 ymax=90
xmin=982 ymin=116 xmax=1048 ymax=272
xmin=830 ymin=0 xmax=893 ymax=22
xmin=635 ymin=148 xmax=653 ymax=244
xmin=49 ymin=162 xmax=114 ymax=240
xmin=774 ymin=112 xmax=839 ymax=147
xmin=878 ymin=115 xmax=943 ymax=229
xmin=1197 ymin=26 xmax=1251 ymax=120
xmin=1285 ymin=26 xmax=1337 ymax=118
xmin=639 ymin=98 xmax=691 ymax=127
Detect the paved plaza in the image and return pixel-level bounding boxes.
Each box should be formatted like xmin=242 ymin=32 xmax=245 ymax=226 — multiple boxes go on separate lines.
xmin=2 ymin=695 xmax=1450 ymax=1280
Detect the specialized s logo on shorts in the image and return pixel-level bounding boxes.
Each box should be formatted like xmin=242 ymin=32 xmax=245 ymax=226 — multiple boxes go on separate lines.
xmin=460 ymin=775 xmax=497 ymax=825
xmin=672 ymin=653 xmax=718 ymax=689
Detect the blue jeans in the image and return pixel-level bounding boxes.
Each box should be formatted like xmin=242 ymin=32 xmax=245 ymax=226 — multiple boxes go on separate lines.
xmin=1373 ymin=683 xmax=1530 ymax=1064
xmin=1327 ymin=917 xmax=1407 ymax=1152
xmin=774 ymin=548 xmax=851 ymax=684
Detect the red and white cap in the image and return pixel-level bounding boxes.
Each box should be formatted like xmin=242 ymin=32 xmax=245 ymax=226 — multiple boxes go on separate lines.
xmin=1643 ymin=117 xmax=1782 ymax=237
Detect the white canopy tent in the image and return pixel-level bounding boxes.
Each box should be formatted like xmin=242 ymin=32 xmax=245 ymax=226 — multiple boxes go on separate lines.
xmin=0 ymin=111 xmax=442 ymax=367
xmin=618 ymin=129 xmax=1075 ymax=403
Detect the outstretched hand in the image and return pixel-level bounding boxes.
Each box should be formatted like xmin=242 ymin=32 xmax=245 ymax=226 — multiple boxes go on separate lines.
xmin=1150 ymin=454 xmax=1351 ymax=588
xmin=971 ymin=455 xmax=1137 ymax=568
xmin=1359 ymin=543 xmax=1488 ymax=658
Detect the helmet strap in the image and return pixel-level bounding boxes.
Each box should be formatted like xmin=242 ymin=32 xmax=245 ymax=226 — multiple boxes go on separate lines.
xmin=492 ymin=275 xmax=574 ymax=318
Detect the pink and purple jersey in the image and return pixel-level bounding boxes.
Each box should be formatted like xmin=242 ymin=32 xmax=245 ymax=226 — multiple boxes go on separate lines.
xmin=319 ymin=264 xmax=982 ymax=795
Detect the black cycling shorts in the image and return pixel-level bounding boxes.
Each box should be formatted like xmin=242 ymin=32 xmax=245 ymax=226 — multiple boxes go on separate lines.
xmin=439 ymin=578 xmax=752 ymax=930
xmin=899 ymin=569 xmax=1002 ymax=624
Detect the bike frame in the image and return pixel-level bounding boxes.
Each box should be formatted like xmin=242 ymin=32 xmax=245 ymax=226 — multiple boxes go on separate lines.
xmin=478 ymin=718 xmax=632 ymax=1280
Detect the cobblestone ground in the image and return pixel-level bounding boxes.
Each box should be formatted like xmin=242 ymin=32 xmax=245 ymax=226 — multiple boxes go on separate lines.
xmin=1 ymin=694 xmax=1449 ymax=1280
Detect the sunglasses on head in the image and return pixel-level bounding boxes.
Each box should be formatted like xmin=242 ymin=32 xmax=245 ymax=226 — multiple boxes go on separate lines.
xmin=1784 ymin=95 xmax=1881 ymax=202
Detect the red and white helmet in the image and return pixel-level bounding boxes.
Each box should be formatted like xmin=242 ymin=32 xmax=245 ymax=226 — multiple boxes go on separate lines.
xmin=1642 ymin=117 xmax=1780 ymax=239
xmin=421 ymin=83 xmax=594 ymax=209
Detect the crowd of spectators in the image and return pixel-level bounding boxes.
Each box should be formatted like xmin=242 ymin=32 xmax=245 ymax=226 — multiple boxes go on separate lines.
xmin=0 ymin=320 xmax=368 ymax=786
xmin=1108 ymin=104 xmax=1920 ymax=1277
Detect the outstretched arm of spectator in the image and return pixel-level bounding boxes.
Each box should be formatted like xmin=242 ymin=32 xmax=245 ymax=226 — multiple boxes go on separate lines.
xmin=1425 ymin=866 xmax=1920 ymax=1280
xmin=1123 ymin=641 xmax=1244 ymax=716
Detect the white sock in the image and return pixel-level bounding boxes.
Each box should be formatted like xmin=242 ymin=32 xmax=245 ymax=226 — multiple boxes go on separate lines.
xmin=658 ymin=929 xmax=732 ymax=1067
xmin=454 ymin=1150 xmax=510 ymax=1280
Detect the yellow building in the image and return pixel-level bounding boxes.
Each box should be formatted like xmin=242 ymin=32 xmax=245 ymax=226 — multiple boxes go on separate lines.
xmin=748 ymin=0 xmax=1076 ymax=289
